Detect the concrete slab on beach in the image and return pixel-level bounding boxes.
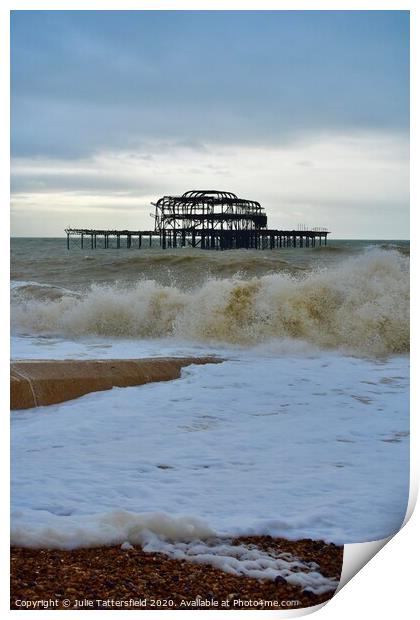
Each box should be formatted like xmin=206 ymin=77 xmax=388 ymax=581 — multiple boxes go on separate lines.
xmin=10 ymin=357 xmax=222 ymax=410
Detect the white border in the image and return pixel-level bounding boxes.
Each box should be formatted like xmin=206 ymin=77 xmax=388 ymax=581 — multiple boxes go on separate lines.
xmin=3 ymin=2 xmax=417 ymax=618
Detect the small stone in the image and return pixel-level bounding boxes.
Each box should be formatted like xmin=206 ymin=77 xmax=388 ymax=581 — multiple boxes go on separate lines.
xmin=121 ymin=541 xmax=134 ymax=551
xmin=302 ymin=589 xmax=316 ymax=597
xmin=274 ymin=575 xmax=288 ymax=586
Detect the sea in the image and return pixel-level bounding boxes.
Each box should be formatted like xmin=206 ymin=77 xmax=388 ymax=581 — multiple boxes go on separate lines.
xmin=10 ymin=238 xmax=410 ymax=590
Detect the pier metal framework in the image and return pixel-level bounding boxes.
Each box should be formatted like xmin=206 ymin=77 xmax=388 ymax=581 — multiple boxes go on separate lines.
xmin=153 ymin=190 xmax=267 ymax=232
xmin=65 ymin=189 xmax=330 ymax=250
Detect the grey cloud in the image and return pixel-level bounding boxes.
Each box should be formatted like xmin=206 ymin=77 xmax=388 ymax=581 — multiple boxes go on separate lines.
xmin=10 ymin=170 xmax=161 ymax=196
xmin=11 ymin=12 xmax=409 ymax=159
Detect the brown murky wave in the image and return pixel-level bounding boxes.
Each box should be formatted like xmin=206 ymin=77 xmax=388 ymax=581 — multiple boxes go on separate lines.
xmin=11 ymin=249 xmax=409 ymax=355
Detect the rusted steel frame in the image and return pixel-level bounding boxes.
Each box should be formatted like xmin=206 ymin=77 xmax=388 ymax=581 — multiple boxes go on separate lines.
xmin=153 ymin=191 xmax=266 ymax=234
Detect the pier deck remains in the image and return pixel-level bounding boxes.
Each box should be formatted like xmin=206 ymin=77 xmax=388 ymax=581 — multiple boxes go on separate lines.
xmin=66 ymin=190 xmax=329 ymax=250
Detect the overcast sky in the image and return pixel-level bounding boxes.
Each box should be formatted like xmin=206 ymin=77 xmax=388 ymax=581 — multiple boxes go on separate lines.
xmin=11 ymin=10 xmax=409 ymax=238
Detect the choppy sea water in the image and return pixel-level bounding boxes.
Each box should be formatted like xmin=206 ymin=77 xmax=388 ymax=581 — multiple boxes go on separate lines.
xmin=11 ymin=238 xmax=409 ymax=355
xmin=10 ymin=238 xmax=409 ymax=587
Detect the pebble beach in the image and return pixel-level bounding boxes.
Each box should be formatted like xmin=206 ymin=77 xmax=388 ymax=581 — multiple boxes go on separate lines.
xmin=11 ymin=537 xmax=343 ymax=610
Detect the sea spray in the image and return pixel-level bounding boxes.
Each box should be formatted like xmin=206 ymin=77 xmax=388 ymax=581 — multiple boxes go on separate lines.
xmin=11 ymin=250 xmax=409 ymax=355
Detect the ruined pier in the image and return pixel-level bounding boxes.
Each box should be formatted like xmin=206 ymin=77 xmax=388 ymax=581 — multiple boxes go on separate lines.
xmin=66 ymin=190 xmax=330 ymax=250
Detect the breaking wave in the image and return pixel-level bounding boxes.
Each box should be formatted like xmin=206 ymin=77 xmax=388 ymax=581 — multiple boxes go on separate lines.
xmin=11 ymin=250 xmax=409 ymax=355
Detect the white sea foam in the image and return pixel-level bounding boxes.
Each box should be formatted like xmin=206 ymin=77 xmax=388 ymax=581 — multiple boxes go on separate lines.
xmin=11 ymin=355 xmax=409 ymax=561
xmin=11 ymin=250 xmax=409 ymax=355
xmin=140 ymin=537 xmax=338 ymax=594
xmin=10 ymin=510 xmax=336 ymax=593
xmin=11 ymin=510 xmax=215 ymax=549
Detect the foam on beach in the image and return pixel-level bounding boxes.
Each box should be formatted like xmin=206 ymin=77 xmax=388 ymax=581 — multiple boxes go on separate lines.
xmin=11 ymin=355 xmax=409 ymax=555
xmin=10 ymin=510 xmax=338 ymax=593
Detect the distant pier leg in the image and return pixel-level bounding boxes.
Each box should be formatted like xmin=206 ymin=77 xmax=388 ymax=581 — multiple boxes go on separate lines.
xmin=64 ymin=226 xmax=330 ymax=252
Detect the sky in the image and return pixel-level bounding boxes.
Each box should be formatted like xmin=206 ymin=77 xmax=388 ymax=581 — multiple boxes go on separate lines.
xmin=10 ymin=10 xmax=409 ymax=238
